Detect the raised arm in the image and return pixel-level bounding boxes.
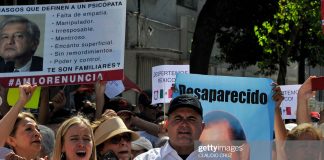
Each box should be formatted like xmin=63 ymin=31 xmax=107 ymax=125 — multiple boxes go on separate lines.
xmin=131 ymin=115 xmax=160 ymax=137
xmin=38 ymin=87 xmax=49 ymax=124
xmin=272 ymin=84 xmax=287 ymax=160
xmin=49 ymin=89 xmax=67 ymax=118
xmin=0 ymin=83 xmax=37 ymax=147
xmin=273 ymin=85 xmax=287 ymax=141
xmin=296 ymin=76 xmax=316 ymax=124
xmin=95 ymin=80 xmax=107 ymax=119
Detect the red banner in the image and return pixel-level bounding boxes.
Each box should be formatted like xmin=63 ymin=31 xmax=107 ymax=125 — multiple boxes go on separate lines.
xmin=0 ymin=69 xmax=123 ymax=87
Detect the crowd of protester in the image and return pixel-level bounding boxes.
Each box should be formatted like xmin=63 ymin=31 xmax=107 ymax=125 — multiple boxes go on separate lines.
xmin=1 ymin=12 xmax=322 ymax=160
xmin=0 ymin=76 xmax=323 ymax=160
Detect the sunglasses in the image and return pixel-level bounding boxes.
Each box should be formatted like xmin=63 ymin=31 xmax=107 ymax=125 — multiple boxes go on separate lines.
xmin=109 ymin=133 xmax=132 ymax=144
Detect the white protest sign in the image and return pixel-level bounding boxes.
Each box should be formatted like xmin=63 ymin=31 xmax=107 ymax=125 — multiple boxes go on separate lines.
xmin=152 ymin=65 xmax=189 ymax=104
xmin=105 ymin=80 xmax=125 ymax=98
xmin=0 ymin=1 xmax=126 ymax=87
xmin=280 ymin=85 xmax=301 ymax=119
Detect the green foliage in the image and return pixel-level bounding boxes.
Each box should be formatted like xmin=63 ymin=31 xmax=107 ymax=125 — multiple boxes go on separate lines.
xmin=254 ymin=0 xmax=324 ymax=75
xmin=206 ymin=0 xmax=278 ymax=72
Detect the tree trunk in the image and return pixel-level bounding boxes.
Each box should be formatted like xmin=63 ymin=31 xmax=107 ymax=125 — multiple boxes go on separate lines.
xmin=298 ymin=55 xmax=305 ymax=84
xmin=297 ymin=45 xmax=306 ymax=84
xmin=190 ymin=0 xmax=218 ymax=74
xmin=277 ymin=52 xmax=288 ymax=85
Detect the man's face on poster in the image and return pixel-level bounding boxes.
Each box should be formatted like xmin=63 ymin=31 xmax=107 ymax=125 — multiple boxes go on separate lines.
xmin=0 ymin=22 xmax=37 ymax=61
xmin=167 ymin=107 xmax=204 ymax=147
xmin=199 ymin=120 xmax=250 ymax=160
xmin=200 ymin=120 xmax=233 ymax=145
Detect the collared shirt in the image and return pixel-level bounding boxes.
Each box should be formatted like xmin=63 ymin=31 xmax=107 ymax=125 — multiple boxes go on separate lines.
xmin=14 ymin=58 xmax=32 ymax=72
xmin=134 ymin=141 xmax=199 ymax=160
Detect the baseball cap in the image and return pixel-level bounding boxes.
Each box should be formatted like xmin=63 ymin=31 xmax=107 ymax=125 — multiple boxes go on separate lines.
xmin=310 ymin=112 xmax=320 ymax=120
xmin=167 ymin=94 xmax=203 ymax=116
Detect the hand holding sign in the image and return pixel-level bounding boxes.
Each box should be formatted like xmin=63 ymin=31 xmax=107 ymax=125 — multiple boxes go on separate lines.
xmin=272 ymin=83 xmax=284 ymax=108
xmin=298 ymin=76 xmax=316 ymax=99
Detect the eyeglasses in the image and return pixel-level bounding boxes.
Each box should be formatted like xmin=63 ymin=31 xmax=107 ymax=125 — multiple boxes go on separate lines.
xmin=109 ymin=133 xmax=132 ymax=144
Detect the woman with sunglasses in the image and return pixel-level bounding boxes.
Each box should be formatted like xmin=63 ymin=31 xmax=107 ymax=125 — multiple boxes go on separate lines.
xmin=92 ymin=115 xmax=139 ymax=160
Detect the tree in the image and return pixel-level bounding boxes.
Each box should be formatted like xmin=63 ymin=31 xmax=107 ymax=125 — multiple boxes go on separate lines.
xmin=254 ymin=0 xmax=324 ymax=84
xmin=190 ymin=0 xmax=277 ymax=74
xmin=191 ymin=0 xmax=324 ymax=84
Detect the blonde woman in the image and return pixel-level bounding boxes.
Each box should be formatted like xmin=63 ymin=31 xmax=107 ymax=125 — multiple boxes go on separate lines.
xmin=284 ymin=123 xmax=322 ymax=160
xmin=53 ymin=115 xmax=97 ymax=160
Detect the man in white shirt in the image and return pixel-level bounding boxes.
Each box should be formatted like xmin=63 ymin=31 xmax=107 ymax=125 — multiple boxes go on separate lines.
xmin=135 ymin=94 xmax=205 ymax=160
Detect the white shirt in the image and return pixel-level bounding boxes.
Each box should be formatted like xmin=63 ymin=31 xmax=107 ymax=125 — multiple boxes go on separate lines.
xmin=14 ymin=58 xmax=32 ymax=72
xmin=19 ymin=58 xmax=36 ymax=112
xmin=15 ymin=58 xmax=32 ymax=72
xmin=134 ymin=141 xmax=199 ymax=160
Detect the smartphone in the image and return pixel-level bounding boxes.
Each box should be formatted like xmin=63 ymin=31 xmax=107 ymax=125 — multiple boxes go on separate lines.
xmin=311 ymin=77 xmax=324 ymax=91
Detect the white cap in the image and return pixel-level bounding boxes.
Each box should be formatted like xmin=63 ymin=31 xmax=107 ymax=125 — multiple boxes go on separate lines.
xmin=131 ymin=137 xmax=153 ymax=151
xmin=285 ymin=123 xmax=297 ymax=131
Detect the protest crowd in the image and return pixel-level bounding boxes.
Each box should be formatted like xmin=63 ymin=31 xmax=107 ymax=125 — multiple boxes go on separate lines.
xmin=0 ymin=75 xmax=322 ymax=160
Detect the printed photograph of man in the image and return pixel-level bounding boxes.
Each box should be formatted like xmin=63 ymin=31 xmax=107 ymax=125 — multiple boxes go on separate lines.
xmin=200 ymin=110 xmax=250 ymax=160
xmin=0 ymin=15 xmax=43 ymax=72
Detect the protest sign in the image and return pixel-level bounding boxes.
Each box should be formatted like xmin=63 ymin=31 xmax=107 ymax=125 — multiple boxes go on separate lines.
xmin=7 ymin=87 xmax=41 ymax=109
xmin=105 ymin=80 xmax=124 ymax=98
xmin=0 ymin=0 xmax=125 ymax=87
xmin=152 ymin=65 xmax=189 ymax=104
xmin=173 ymin=74 xmax=275 ymax=160
xmin=104 ymin=75 xmax=142 ymax=98
xmin=280 ymin=85 xmax=301 ymax=119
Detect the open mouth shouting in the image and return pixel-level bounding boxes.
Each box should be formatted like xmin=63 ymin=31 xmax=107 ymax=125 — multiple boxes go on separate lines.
xmin=76 ymin=150 xmax=87 ymax=158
